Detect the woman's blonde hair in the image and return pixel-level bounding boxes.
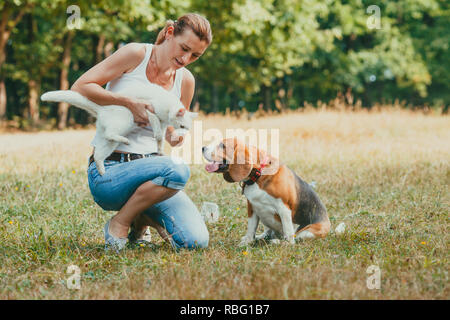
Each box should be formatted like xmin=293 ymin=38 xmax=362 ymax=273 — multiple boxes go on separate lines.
xmin=155 ymin=13 xmax=212 ymax=45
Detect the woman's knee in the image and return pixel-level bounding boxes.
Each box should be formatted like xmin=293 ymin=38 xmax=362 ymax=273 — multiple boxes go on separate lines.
xmin=165 ymin=161 xmax=190 ymax=187
xmin=174 ymin=229 xmax=209 ymax=250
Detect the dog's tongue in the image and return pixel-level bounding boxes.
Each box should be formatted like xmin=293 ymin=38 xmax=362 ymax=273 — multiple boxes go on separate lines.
xmin=205 ymin=162 xmax=220 ymax=173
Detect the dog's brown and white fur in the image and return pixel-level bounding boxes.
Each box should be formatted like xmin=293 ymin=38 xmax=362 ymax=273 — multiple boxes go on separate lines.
xmin=203 ymin=138 xmax=330 ymax=246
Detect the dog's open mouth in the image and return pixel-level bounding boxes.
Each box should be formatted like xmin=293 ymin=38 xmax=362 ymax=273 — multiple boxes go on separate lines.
xmin=205 ymin=161 xmax=229 ymax=173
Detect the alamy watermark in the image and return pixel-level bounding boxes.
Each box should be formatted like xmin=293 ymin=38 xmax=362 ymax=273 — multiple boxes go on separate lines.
xmin=67 ymin=5 xmax=82 ymax=30
xmin=169 ymin=121 xmax=280 ymax=174
xmin=366 ymin=5 xmax=381 ymax=30
xmin=66 ymin=264 xmax=81 ymax=289
xmin=366 ymin=265 xmax=381 ymax=290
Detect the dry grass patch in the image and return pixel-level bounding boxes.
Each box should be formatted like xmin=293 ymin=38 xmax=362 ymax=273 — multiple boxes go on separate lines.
xmin=0 ymin=108 xmax=448 ymax=299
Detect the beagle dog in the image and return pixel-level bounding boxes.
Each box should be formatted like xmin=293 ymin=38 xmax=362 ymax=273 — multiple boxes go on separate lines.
xmin=202 ymin=138 xmax=330 ymax=246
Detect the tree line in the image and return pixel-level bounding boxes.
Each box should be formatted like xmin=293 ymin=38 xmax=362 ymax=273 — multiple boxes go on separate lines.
xmin=0 ymin=0 xmax=448 ymax=130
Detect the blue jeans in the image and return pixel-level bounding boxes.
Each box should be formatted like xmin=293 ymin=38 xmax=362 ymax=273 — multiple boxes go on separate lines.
xmin=87 ymin=154 xmax=209 ymax=250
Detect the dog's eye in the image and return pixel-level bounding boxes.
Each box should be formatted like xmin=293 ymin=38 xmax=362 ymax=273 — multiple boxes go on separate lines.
xmin=180 ymin=125 xmax=186 ymax=129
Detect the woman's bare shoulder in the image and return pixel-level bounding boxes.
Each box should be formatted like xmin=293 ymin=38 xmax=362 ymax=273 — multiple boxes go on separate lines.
xmin=180 ymin=68 xmax=195 ymax=109
xmin=120 ymin=43 xmax=147 ymax=72
xmin=182 ymin=68 xmax=195 ymax=87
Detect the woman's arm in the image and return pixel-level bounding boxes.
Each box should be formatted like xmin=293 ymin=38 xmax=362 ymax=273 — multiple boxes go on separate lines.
xmin=180 ymin=69 xmax=195 ymax=110
xmin=71 ymin=42 xmax=153 ymax=126
xmin=165 ymin=68 xmax=196 ymax=146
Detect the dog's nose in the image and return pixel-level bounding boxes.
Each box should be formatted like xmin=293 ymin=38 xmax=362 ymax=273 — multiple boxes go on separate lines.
xmin=202 ymin=146 xmax=206 ymax=153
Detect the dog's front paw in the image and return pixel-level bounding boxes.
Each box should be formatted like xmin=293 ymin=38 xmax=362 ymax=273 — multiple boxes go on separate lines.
xmin=283 ymin=234 xmax=295 ymax=245
xmin=255 ymin=233 xmax=267 ymax=241
xmin=256 ymin=230 xmax=274 ymax=241
xmin=238 ymin=235 xmax=254 ymax=247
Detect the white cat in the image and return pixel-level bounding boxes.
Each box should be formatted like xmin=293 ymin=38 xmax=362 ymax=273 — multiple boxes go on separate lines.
xmin=41 ymin=84 xmax=197 ymax=175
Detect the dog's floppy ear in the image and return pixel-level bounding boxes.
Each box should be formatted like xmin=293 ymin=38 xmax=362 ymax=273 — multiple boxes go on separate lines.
xmin=223 ymin=172 xmax=234 ymax=183
xmin=227 ymin=140 xmax=253 ymax=182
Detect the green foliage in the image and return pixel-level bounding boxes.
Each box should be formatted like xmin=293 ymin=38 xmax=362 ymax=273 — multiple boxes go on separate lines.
xmin=1 ymin=0 xmax=448 ymax=126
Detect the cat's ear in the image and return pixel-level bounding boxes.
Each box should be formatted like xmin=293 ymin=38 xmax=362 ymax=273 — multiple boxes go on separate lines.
xmin=189 ymin=112 xmax=198 ymax=118
xmin=176 ymin=108 xmax=186 ymax=117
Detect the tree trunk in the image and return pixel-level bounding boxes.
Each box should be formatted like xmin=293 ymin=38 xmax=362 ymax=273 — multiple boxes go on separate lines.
xmin=262 ymin=85 xmax=271 ymax=111
xmin=96 ymin=34 xmax=105 ymax=63
xmin=57 ymin=32 xmax=74 ymax=130
xmin=28 ymin=79 xmax=40 ymax=124
xmin=230 ymin=90 xmax=238 ymax=112
xmin=104 ymin=41 xmax=114 ymax=57
xmin=287 ymin=77 xmax=293 ymax=110
xmin=0 ymin=79 xmax=6 ymax=120
xmin=0 ymin=11 xmax=11 ymax=121
xmin=0 ymin=5 xmax=28 ymax=120
xmin=0 ymin=46 xmax=7 ymax=120
xmin=211 ymin=83 xmax=219 ymax=113
xmin=191 ymin=80 xmax=198 ymax=111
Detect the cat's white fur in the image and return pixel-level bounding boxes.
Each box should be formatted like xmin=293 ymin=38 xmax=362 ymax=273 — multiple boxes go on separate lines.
xmin=41 ymin=84 xmax=197 ymax=175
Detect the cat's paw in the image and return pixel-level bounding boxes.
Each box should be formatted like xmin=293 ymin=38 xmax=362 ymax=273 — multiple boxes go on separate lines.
xmin=153 ymin=130 xmax=163 ymax=141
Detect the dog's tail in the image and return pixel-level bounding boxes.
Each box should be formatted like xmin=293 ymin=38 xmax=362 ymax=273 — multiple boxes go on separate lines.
xmin=41 ymin=90 xmax=100 ymax=117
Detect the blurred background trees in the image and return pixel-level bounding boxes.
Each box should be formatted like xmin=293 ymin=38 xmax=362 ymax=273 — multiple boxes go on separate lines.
xmin=0 ymin=0 xmax=448 ymax=129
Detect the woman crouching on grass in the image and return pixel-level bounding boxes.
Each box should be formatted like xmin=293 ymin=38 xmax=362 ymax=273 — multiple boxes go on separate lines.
xmin=71 ymin=13 xmax=212 ymax=251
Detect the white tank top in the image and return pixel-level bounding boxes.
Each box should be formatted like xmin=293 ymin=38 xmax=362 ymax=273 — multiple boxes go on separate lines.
xmin=90 ymin=43 xmax=185 ymax=154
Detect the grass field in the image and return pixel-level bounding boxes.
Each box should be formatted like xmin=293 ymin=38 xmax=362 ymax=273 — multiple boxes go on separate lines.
xmin=0 ymin=108 xmax=448 ymax=299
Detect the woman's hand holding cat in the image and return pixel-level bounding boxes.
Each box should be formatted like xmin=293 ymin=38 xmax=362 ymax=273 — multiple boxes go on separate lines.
xmin=166 ymin=126 xmax=184 ymax=147
xmin=126 ymin=99 xmax=155 ymax=127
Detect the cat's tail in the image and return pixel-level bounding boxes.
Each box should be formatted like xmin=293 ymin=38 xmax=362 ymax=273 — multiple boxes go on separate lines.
xmin=41 ymin=90 xmax=100 ymax=117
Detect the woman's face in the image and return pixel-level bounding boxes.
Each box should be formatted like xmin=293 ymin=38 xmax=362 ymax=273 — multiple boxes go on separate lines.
xmin=164 ymin=28 xmax=209 ymax=69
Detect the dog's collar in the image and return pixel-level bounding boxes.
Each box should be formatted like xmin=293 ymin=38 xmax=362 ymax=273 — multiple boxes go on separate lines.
xmin=240 ymin=156 xmax=269 ymax=194
xmin=242 ymin=168 xmax=262 ymax=186
xmin=216 ymin=163 xmax=229 ymax=173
